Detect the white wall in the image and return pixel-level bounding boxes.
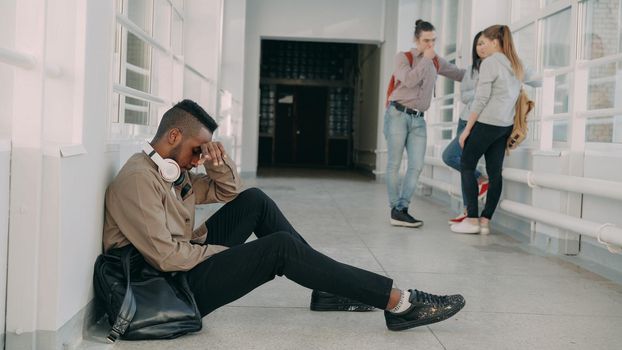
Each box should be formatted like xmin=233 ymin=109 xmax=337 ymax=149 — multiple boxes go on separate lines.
xmin=219 ymin=0 xmax=246 ymax=168
xmin=55 ymin=0 xmax=113 ymax=328
xmin=354 ymin=45 xmax=382 ymax=171
xmin=241 ymin=0 xmax=392 ymax=174
xmin=0 ymin=141 xmax=10 ymax=344
xmin=3 ymin=2 xmax=113 ymax=348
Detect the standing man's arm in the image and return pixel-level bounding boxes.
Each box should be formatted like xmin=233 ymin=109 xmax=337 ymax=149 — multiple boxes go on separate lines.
xmin=437 ymin=56 xmax=466 ymax=82
xmin=394 ymin=52 xmax=436 ymax=88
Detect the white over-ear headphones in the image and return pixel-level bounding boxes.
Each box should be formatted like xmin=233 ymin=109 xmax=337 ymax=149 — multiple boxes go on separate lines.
xmin=142 ymin=142 xmax=181 ymax=183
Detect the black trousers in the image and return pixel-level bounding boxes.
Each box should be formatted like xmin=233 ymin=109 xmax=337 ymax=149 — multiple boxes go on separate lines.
xmin=460 ymin=122 xmax=513 ymax=219
xmin=187 ymin=188 xmax=393 ymax=316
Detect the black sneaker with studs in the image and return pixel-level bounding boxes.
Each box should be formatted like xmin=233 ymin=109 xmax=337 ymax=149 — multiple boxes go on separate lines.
xmin=390 ymin=207 xmax=423 ymax=228
xmin=310 ymin=290 xmax=375 ymax=312
xmin=384 ymin=289 xmax=465 ymax=331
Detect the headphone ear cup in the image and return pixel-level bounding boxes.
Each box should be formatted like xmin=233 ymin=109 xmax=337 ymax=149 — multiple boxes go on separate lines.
xmin=158 ymin=158 xmax=181 ymax=183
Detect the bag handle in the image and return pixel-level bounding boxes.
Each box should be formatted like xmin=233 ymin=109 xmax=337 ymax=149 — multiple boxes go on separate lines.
xmin=106 ymin=246 xmax=137 ymax=343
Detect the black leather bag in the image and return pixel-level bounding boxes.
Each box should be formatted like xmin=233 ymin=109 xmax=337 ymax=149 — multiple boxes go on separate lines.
xmin=93 ymin=245 xmax=202 ymax=342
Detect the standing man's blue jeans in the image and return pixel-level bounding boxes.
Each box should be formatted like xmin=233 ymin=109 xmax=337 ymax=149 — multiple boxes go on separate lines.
xmin=442 ymin=119 xmax=482 ymax=205
xmin=384 ymin=105 xmax=427 ymax=211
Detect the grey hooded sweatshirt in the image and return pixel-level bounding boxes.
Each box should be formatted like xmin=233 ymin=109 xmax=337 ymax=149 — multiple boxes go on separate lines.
xmin=460 ymin=59 xmax=541 ymax=122
xmin=469 ymin=52 xmax=539 ymax=127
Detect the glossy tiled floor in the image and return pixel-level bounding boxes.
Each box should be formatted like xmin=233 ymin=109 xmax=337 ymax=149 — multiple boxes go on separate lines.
xmin=83 ymin=169 xmax=622 ymax=350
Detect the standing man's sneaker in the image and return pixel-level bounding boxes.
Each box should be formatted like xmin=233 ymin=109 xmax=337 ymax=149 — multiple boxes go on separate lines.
xmin=310 ymin=290 xmax=375 ymax=311
xmin=385 ymin=289 xmax=465 ymax=331
xmin=390 ymin=208 xmax=423 ymax=228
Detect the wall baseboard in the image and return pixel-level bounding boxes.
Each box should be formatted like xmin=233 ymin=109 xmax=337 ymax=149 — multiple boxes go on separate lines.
xmin=5 ymin=298 xmax=102 ymax=350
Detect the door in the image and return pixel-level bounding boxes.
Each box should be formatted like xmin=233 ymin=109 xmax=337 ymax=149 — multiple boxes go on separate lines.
xmin=295 ymin=86 xmax=327 ymax=165
xmin=273 ymin=85 xmax=327 ymax=166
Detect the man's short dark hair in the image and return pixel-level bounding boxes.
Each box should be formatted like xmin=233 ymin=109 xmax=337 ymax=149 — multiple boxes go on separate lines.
xmin=154 ymin=99 xmax=218 ymax=140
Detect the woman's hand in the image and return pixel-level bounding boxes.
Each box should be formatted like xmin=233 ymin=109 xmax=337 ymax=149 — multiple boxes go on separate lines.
xmin=459 ymin=130 xmax=470 ymax=149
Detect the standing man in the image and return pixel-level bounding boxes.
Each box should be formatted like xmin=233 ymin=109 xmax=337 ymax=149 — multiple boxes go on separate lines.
xmin=385 ymin=19 xmax=465 ymax=227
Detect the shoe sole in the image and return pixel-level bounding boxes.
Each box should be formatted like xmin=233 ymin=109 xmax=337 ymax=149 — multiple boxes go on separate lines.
xmin=386 ymin=300 xmax=466 ymax=331
xmin=310 ymin=303 xmax=375 ymax=312
xmin=451 ymin=228 xmax=480 ymax=234
xmin=390 ymin=219 xmax=423 ymax=228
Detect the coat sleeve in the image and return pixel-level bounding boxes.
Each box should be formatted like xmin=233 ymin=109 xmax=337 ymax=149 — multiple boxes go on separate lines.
xmin=393 ymin=52 xmax=436 ymax=88
xmin=438 ymin=56 xmax=466 ymax=82
xmin=190 ymin=156 xmax=241 ymax=205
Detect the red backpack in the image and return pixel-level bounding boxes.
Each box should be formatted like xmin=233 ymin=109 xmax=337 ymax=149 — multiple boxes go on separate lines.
xmin=385 ymin=52 xmax=439 ymax=107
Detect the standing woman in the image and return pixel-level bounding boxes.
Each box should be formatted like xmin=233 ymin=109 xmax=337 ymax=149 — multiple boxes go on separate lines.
xmin=451 ymin=24 xmax=527 ymax=234
xmin=442 ymin=31 xmax=489 ymax=225
xmin=385 ymin=19 xmax=464 ymax=228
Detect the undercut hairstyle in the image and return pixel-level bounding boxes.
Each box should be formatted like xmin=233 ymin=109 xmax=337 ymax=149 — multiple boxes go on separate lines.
xmin=414 ymin=19 xmax=435 ymax=39
xmin=153 ymin=99 xmax=218 ymax=141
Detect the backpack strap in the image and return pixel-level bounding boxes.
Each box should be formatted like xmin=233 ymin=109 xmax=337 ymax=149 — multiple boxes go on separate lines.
xmin=385 ymin=51 xmax=415 ymax=107
xmin=106 ymin=246 xmax=137 ymax=343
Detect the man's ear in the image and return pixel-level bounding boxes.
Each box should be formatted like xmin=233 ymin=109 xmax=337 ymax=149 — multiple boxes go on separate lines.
xmin=167 ymin=128 xmax=182 ymax=146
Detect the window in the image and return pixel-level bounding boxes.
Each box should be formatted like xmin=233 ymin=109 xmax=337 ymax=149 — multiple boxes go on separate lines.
xmin=112 ymin=0 xmax=184 ymax=137
xmin=511 ymin=0 xmax=540 ymax=22
xmin=430 ymin=0 xmax=460 ymax=142
xmin=511 ymin=4 xmax=574 ymax=147
xmin=581 ymin=0 xmax=622 ymax=144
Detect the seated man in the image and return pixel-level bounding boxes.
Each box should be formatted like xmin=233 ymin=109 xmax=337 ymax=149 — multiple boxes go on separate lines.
xmin=102 ymin=99 xmax=465 ymax=332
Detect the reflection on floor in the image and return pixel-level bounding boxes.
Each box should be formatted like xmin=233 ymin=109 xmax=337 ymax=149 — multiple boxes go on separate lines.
xmin=82 ymin=169 xmax=622 ymax=350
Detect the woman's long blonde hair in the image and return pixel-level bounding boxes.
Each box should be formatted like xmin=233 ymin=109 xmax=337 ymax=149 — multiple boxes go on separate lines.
xmin=482 ymin=25 xmax=524 ymax=81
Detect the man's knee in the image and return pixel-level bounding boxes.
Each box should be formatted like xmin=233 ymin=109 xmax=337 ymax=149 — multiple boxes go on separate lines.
xmin=238 ymin=187 xmax=267 ymax=202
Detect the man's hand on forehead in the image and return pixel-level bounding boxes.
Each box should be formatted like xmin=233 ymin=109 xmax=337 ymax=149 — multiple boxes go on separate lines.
xmin=198 ymin=141 xmax=227 ymax=167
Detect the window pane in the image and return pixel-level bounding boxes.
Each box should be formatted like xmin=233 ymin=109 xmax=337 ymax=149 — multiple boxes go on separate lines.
xmin=443 ymin=0 xmax=459 ymax=54
xmin=441 ymin=106 xmax=453 ymax=122
xmin=512 ymin=0 xmax=540 ymax=21
xmin=126 ymin=32 xmax=152 ymax=69
xmin=587 ymin=61 xmax=620 ymax=110
xmin=513 ymin=24 xmax=537 ymax=69
xmin=126 ymin=69 xmax=150 ymax=92
xmin=554 ymin=73 xmax=570 ymax=114
xmin=553 ymin=120 xmax=568 ymax=142
xmin=582 ymin=0 xmax=622 ymax=59
xmin=127 ymin=0 xmax=154 ymax=34
xmin=442 ymin=129 xmax=452 ymax=140
xmin=543 ymin=8 xmax=572 ymax=68
xmin=124 ymin=96 xmax=150 ymax=125
xmin=586 ymin=115 xmax=622 ymax=144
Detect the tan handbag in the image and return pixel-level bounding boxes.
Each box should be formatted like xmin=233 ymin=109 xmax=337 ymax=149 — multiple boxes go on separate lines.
xmin=507 ymin=88 xmax=535 ymax=152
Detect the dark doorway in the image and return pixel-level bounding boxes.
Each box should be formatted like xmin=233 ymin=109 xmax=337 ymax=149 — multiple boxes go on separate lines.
xmin=273 ymin=86 xmax=327 ymax=165
xmin=257 ymin=39 xmax=358 ymax=169
xmin=294 ymin=86 xmax=327 ymax=164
